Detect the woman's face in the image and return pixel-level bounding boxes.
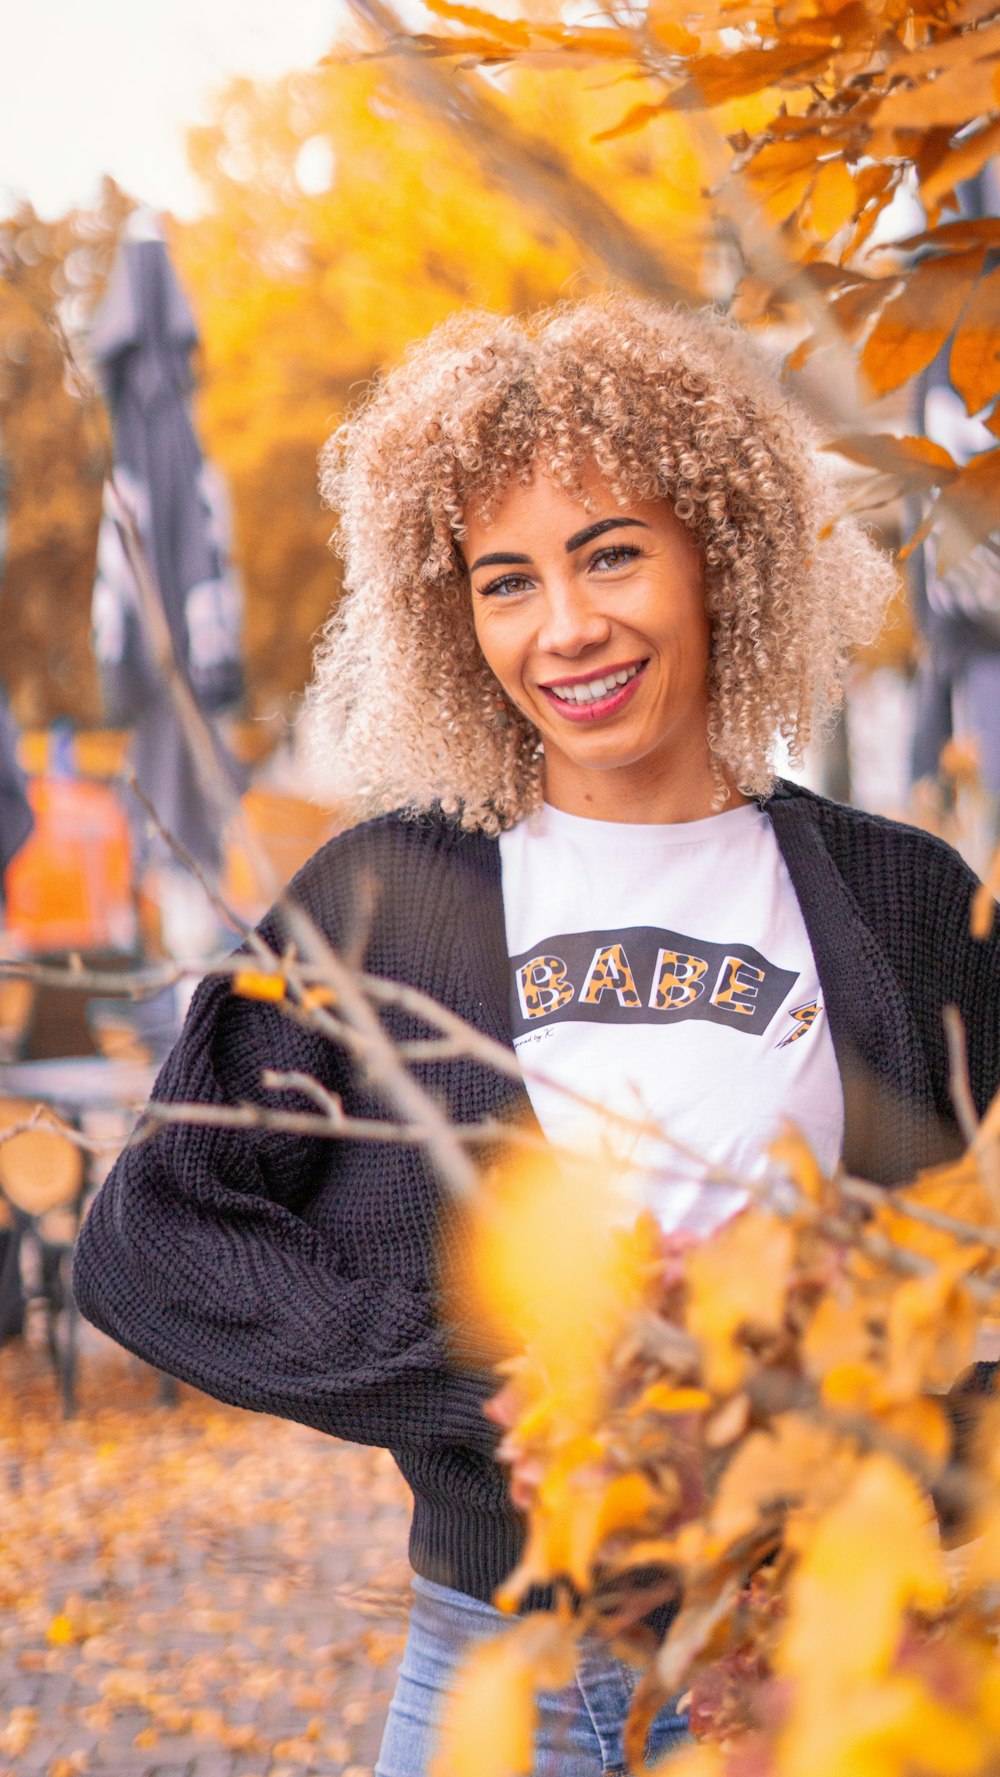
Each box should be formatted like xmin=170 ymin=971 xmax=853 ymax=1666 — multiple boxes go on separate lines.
xmin=466 ymin=464 xmax=716 ymax=820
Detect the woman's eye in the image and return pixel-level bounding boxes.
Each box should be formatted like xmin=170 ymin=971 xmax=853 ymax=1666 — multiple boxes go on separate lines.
xmin=591 ymin=544 xmax=641 ymax=572
xmin=479 ymin=572 xmax=533 ymax=599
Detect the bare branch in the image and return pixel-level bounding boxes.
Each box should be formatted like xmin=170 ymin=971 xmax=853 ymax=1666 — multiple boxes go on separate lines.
xmin=138 ymin=1097 xmax=546 ymax=1153
xmin=126 ymin=773 xmax=256 ymax=947
xmin=944 ymin=1003 xmax=981 ymax=1146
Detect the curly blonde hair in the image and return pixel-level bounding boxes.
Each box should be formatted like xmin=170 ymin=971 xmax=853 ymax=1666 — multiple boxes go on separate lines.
xmin=305 ymin=294 xmax=894 ymax=832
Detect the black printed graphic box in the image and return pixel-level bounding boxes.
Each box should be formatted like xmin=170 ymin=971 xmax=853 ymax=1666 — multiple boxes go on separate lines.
xmin=510 ymin=925 xmax=798 ymax=1037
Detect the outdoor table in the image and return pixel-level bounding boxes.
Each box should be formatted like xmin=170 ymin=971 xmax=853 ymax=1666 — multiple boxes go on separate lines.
xmin=0 ymin=1056 xmax=156 ymax=1412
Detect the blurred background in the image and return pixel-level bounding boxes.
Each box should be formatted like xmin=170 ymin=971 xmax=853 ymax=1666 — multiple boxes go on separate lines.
xmin=2 ymin=2 xmax=999 ymax=1770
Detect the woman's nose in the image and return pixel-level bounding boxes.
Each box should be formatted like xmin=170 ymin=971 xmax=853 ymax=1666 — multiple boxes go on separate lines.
xmin=535 ymin=585 xmax=612 ymax=657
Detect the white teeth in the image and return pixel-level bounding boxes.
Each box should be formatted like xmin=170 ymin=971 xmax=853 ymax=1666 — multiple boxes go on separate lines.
xmin=548 ymin=664 xmax=641 ymax=704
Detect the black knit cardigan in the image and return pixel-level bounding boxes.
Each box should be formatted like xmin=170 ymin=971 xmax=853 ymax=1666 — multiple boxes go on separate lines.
xmin=74 ymin=781 xmax=1000 ymax=1602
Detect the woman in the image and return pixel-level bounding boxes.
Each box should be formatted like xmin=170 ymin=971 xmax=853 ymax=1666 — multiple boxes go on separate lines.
xmin=74 ymin=296 xmax=1000 ymax=1776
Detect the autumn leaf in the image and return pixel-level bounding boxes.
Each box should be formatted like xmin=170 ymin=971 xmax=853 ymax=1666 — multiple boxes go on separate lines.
xmin=430 ymin=1615 xmax=576 ymax=1777
xmin=420 ymin=0 xmax=532 ymax=47
xmin=826 ymin=432 xmax=957 ymax=489
xmin=861 ymin=249 xmax=985 ymax=397
xmin=232 ymin=968 xmax=287 ymax=1001
xmin=873 ymin=55 xmax=1000 ymax=129
xmin=709 ymin=1413 xmax=855 ymax=1548
xmin=776 ymin=1455 xmax=947 ymax=1688
xmin=949 ymin=263 xmax=1000 ymax=414
xmin=931 ymin=445 xmax=1000 ymax=573
xmin=807 ymin=157 xmax=856 ymax=239
xmin=452 ymin=1151 xmax=656 ymax=1427
xmin=921 ymin=115 xmax=1000 ymax=208
xmin=686 ymin=1211 xmax=794 ymax=1392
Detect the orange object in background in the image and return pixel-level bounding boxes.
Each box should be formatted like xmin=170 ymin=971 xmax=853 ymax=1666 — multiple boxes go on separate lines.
xmin=222 ymin=788 xmax=337 ymax=924
xmin=4 ymin=778 xmax=136 ymax=954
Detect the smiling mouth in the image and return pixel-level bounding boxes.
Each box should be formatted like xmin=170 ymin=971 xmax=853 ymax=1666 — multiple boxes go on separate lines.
xmin=538 ymin=659 xmax=649 ymax=721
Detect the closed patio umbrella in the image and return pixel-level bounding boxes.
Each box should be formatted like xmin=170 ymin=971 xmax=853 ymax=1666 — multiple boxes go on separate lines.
xmin=90 ymin=211 xmax=247 ymax=874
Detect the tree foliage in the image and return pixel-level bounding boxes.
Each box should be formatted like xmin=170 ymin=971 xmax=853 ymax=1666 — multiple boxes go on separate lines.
xmin=352 ymin=0 xmax=1000 ymax=552
xmin=0 ymin=188 xmax=126 ymax=725
xmin=173 ymin=53 xmax=721 ymax=720
xmin=436 ymin=1109 xmax=1000 ymax=1777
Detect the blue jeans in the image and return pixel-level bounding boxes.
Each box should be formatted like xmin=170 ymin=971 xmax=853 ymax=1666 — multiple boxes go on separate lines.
xmin=376 ymin=1577 xmax=689 ymax=1776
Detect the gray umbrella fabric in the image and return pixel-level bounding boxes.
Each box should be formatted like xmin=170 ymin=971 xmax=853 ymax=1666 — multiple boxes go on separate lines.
xmin=91 ymin=233 xmax=247 ymax=872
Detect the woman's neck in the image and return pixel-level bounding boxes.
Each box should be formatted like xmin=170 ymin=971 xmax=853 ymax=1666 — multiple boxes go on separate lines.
xmin=541 ymin=751 xmax=748 ymax=825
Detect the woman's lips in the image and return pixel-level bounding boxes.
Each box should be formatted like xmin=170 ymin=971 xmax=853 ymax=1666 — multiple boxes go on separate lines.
xmin=537 ymin=659 xmax=649 ymax=723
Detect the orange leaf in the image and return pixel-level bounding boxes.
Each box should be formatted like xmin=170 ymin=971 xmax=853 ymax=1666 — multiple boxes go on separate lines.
xmin=862 ymin=249 xmax=985 ymax=397
xmin=807 ymin=157 xmax=857 ymax=239
xmin=922 ymin=116 xmax=1000 ymax=210
xmin=873 ymin=56 xmax=1000 ymax=129
xmin=630 ymin=1383 xmax=713 ymax=1416
xmin=932 ymin=445 xmax=1000 ymax=573
xmin=300 ymin=984 xmax=336 ymax=1011
xmin=419 ymin=0 xmax=531 ymax=45
xmin=647 ymin=11 xmax=700 ymax=55
xmin=592 ymin=103 xmax=666 ymax=145
xmin=826 ymin=429 xmax=957 ymax=490
xmin=950 ymin=265 xmax=1000 ymax=415
xmin=232 ymin=969 xmax=286 ymax=1002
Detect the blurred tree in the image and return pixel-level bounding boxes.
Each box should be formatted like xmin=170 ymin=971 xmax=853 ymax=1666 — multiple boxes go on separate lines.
xmin=0 ymin=184 xmax=127 ymax=727
xmin=174 ymin=55 xmax=727 ymax=721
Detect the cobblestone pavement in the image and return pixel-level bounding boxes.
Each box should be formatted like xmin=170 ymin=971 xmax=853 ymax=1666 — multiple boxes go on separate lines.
xmin=0 ymin=1331 xmax=412 ymax=1777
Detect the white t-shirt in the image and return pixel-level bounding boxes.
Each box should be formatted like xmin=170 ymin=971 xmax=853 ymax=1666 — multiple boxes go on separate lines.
xmin=498 ymin=801 xmax=844 ymax=1235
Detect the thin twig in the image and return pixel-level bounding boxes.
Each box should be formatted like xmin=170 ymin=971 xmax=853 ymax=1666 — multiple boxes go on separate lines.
xmin=138 ymin=1098 xmax=548 ymax=1152
xmin=0 ymin=1111 xmax=120 ymax=1156
xmin=944 ymin=1004 xmax=981 ymax=1147
xmin=127 ymin=773 xmax=256 ymax=947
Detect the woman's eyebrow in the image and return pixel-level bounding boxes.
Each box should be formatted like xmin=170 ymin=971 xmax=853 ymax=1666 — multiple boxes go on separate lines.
xmin=468 ymin=550 xmax=533 ymax=573
xmin=565 ymin=516 xmax=649 ymax=553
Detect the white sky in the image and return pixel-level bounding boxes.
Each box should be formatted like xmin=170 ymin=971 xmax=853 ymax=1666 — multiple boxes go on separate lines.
xmin=1 ymin=1 xmax=343 ymax=221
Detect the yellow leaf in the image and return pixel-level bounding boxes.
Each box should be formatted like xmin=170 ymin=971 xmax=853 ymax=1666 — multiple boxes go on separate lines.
xmin=820 ymin=1358 xmax=882 ymax=1409
xmin=452 ymin=1152 xmax=655 ymax=1430
xmin=649 ymin=1744 xmax=725 ymax=1777
xmin=878 ymin=1397 xmax=951 ymax=1471
xmin=686 ymin=1211 xmax=794 ymax=1393
xmin=803 ymin=1293 xmax=873 ymax=1381
xmin=878 ymin=1152 xmax=995 ymax=1268
xmin=505 ymin=1446 xmax=658 ymax=1596
xmin=883 ymin=1257 xmax=978 ymax=1400
xmin=710 ymin=1413 xmax=854 ymax=1548
xmin=776 ymin=1455 xmax=946 ymax=1689
xmin=778 ymin=1675 xmax=984 ymax=1777
xmin=630 ymin=1383 xmax=712 ymax=1416
xmin=430 ymin=1616 xmax=576 ymax=1777
xmin=46 ymin=1612 xmax=76 ymax=1645
xmin=232 ymin=969 xmax=286 ymax=1002
xmin=769 ymin=1121 xmax=828 ymax=1205
xmin=807 ymin=157 xmax=856 ymax=238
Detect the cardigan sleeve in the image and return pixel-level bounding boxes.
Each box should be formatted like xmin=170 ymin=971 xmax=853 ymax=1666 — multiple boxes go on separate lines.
xmin=72 ymin=958 xmax=498 ymax=1457
xmin=929 ymin=845 xmax=1000 ymax=1120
